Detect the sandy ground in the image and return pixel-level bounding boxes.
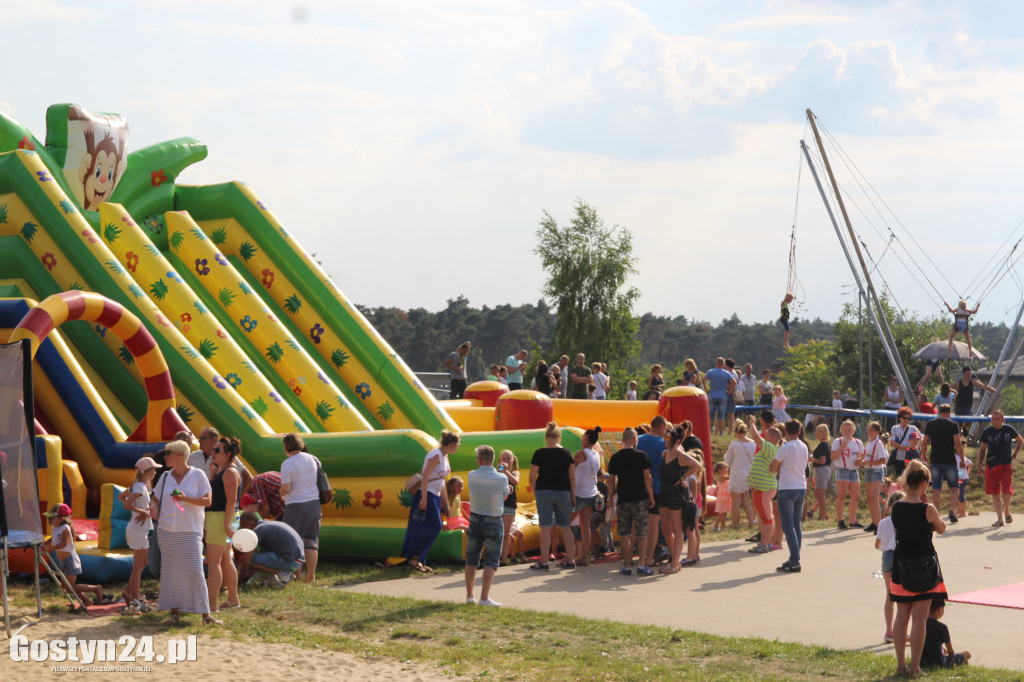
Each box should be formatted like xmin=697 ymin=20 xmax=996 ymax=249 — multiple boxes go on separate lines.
xmin=0 ymin=610 xmax=467 ymax=681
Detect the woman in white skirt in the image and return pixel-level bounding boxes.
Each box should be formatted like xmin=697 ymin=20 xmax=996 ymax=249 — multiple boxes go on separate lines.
xmin=151 ymin=440 xmax=218 ymax=625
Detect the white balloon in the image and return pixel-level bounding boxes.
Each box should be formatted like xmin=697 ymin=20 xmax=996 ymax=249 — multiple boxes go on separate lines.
xmin=232 ymin=528 xmax=258 ymax=553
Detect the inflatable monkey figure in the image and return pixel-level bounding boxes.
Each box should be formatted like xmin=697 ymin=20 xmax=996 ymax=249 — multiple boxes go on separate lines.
xmin=78 ymin=125 xmax=127 ymax=210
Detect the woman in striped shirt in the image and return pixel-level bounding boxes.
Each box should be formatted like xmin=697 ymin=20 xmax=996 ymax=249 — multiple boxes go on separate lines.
xmin=832 ymin=420 xmax=865 ymax=530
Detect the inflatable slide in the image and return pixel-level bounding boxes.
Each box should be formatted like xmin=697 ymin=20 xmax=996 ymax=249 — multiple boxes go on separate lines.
xmin=0 ymin=104 xmax=708 ymax=579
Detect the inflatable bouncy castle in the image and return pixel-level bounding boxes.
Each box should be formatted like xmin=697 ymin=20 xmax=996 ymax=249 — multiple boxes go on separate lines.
xmin=0 ymin=105 xmax=710 ymax=580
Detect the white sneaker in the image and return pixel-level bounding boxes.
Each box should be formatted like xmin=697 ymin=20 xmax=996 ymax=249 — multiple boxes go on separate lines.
xmin=479 ymin=598 xmax=501 ymax=607
xmin=465 ymin=597 xmax=478 ymax=605
xmin=278 ymin=571 xmax=293 ymax=585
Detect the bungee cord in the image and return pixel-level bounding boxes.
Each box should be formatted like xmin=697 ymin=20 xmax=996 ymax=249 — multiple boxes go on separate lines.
xmin=810 ymin=115 xmax=1024 ymax=317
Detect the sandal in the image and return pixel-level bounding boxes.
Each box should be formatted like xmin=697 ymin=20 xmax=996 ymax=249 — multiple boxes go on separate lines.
xmin=202 ymin=615 xmax=224 ymax=626
xmin=164 ymin=614 xmax=181 ymax=626
xmin=1006 ymin=514 xmax=1013 ymax=524
xmin=992 ymin=520 xmax=1004 ymax=527
xmin=558 ymin=560 xmax=576 ymax=569
xmin=219 ymin=602 xmax=242 ymax=610
xmin=411 ymin=563 xmax=431 ymax=573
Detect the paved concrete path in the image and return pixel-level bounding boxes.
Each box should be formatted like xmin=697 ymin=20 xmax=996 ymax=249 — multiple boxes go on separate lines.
xmin=340 ymin=513 xmax=1023 ymax=672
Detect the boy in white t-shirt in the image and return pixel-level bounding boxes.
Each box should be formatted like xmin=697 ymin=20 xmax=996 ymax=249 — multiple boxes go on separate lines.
xmin=956 ymin=453 xmax=973 ymax=519
xmin=875 ymin=491 xmax=904 ymax=643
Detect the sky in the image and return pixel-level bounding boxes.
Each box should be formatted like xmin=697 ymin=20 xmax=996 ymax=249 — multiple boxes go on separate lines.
xmin=4 ymin=0 xmax=1024 ymax=327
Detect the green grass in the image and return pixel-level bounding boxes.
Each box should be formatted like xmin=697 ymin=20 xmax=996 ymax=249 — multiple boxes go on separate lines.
xmin=4 ymin=430 xmax=1016 ymax=679
xmin=4 ymin=563 xmax=1018 ymax=681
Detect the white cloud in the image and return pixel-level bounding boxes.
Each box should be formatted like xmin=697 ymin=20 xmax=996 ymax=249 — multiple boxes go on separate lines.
xmin=8 ymin=1 xmax=1024 ymax=327
xmin=1 ymin=0 xmax=94 ymax=24
xmin=719 ymin=12 xmax=856 ymax=31
xmin=166 ymin=19 xmax=408 ymax=67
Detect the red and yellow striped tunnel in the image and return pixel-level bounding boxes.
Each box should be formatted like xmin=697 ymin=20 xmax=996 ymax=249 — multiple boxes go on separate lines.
xmin=10 ymin=291 xmax=187 ymax=442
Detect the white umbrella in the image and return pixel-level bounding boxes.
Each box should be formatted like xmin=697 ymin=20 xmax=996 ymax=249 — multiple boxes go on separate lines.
xmin=911 ymin=340 xmax=985 ymax=362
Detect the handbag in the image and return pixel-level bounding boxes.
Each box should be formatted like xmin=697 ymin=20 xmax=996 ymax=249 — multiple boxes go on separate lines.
xmin=899 ymin=553 xmax=942 ymax=593
xmin=888 ymin=426 xmax=909 ymax=468
xmin=405 ymin=472 xmax=422 ymax=496
xmin=147 ymin=473 xmax=171 ymax=577
xmin=315 ymin=458 xmax=334 ymax=505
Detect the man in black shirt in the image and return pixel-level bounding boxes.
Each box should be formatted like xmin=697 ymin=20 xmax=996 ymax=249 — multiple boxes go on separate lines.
xmin=569 ymin=353 xmax=593 ymax=399
xmin=607 ymin=428 xmax=655 ymax=576
xmin=953 ymin=366 xmax=995 ymax=417
xmin=978 ymin=409 xmax=1023 ymax=527
xmin=921 ymin=404 xmax=964 ymax=524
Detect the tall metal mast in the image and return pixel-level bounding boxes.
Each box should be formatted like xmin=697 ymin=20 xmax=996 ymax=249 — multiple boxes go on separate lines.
xmin=804 ymin=109 xmax=916 ymax=403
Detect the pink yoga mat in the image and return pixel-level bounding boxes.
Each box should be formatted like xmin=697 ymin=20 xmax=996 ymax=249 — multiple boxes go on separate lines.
xmin=948 ymin=582 xmax=1024 ymax=610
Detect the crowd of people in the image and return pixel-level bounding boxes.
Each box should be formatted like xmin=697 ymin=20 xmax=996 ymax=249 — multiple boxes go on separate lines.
xmin=38 ymin=330 xmax=1013 ymax=668
xmin=428 ymin=339 xmax=1024 ymax=673
xmin=44 ymin=428 xmax=321 ymax=626
xmin=448 ymin=342 xmax=794 ymax=433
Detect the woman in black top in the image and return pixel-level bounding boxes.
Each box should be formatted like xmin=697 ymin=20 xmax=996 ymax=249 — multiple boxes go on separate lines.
xmin=535 ymin=360 xmax=553 ymax=397
xmin=680 ymin=420 xmax=703 ymax=453
xmin=645 ymin=364 xmax=665 ymax=400
xmin=206 ymin=437 xmax=242 ymax=612
xmin=889 ymin=460 xmax=947 ymax=677
xmin=658 ymin=427 xmax=702 ymax=573
xmin=529 ymin=422 xmax=576 ymax=569
xmin=809 ymin=424 xmax=832 ymax=521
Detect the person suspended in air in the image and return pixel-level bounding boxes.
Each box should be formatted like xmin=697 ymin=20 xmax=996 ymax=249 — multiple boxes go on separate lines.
xmin=944 ymin=300 xmax=978 ymax=358
xmin=917 ymin=340 xmax=945 ymax=394
xmin=780 ymin=293 xmax=795 ymax=349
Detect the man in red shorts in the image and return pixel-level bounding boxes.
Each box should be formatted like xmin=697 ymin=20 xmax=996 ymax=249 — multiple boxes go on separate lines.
xmin=977 ymin=410 xmax=1022 ymax=527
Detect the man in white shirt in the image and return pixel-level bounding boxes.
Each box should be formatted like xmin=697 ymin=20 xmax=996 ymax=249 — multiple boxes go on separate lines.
xmin=187 ymin=428 xmax=213 ymax=478
xmin=464 ymin=445 xmax=509 ymax=606
xmin=557 ymin=356 xmax=570 ymax=398
xmin=191 ymin=426 xmax=253 ymax=497
xmin=739 ymin=364 xmax=757 ymax=407
xmin=770 ymin=420 xmax=810 ymax=573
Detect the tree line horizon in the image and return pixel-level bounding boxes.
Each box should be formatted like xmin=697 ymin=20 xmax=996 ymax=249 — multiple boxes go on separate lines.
xmin=356 ymin=199 xmax=1016 ymax=408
